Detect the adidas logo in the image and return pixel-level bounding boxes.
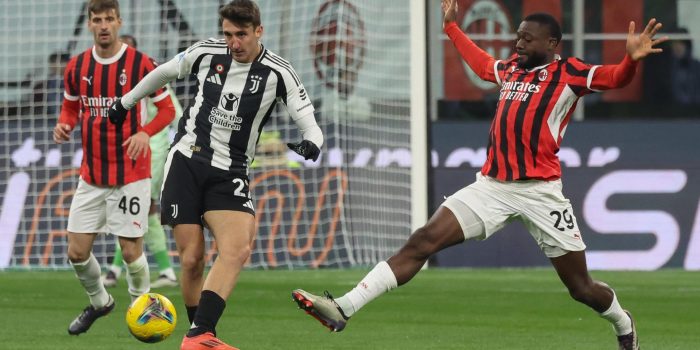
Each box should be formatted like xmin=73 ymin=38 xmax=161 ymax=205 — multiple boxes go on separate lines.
xmin=206 ymin=74 xmax=222 ymax=85
xmin=243 ymin=200 xmax=253 ymax=210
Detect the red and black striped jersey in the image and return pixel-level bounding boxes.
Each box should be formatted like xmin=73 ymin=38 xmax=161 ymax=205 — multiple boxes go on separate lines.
xmin=60 ymin=44 xmax=169 ymax=186
xmin=445 ymin=22 xmax=638 ymax=181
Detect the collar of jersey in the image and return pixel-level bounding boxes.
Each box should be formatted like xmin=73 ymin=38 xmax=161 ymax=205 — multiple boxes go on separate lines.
xmin=231 ymin=43 xmax=266 ymax=66
xmin=519 ymin=54 xmax=562 ymax=72
xmin=92 ymin=43 xmax=127 ymax=65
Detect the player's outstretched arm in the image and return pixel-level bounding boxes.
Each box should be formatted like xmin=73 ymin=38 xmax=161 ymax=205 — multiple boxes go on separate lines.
xmin=442 ymin=0 xmax=458 ymax=29
xmin=589 ymin=18 xmax=669 ymax=90
xmin=287 ymin=114 xmax=323 ymax=161
xmin=626 ymin=18 xmax=669 ymax=61
xmin=108 ymin=58 xmax=180 ymax=126
xmin=441 ymin=0 xmax=498 ymax=83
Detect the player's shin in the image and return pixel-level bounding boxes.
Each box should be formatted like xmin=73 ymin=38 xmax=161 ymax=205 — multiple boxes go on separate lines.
xmin=187 ymin=290 xmax=226 ymax=337
xmin=71 ymin=252 xmax=111 ymax=308
xmin=599 ymin=291 xmax=633 ymax=335
xmin=125 ymin=253 xmax=150 ymax=300
xmin=335 ymin=261 xmax=398 ymax=317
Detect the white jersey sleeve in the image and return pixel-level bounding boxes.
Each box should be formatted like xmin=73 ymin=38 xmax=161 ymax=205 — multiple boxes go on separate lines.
xmin=275 ymin=62 xmax=322 ymax=147
xmin=175 ymin=38 xmax=229 ymax=79
xmin=121 ymin=58 xmax=179 ymax=109
xmin=276 ymin=65 xmax=315 ymax=121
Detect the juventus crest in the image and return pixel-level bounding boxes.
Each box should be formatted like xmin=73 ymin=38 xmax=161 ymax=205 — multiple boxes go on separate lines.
xmin=248 ymin=75 xmax=262 ymax=93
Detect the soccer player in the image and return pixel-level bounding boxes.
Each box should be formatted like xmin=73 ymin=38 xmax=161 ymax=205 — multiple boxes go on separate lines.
xmin=102 ymin=34 xmax=181 ymax=289
xmin=108 ymin=1 xmax=323 ymax=349
xmin=52 ymin=0 xmax=176 ymax=335
xmin=291 ymin=1 xmax=667 ymax=349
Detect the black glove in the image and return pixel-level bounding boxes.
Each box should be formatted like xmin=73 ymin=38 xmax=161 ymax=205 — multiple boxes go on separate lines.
xmin=287 ymin=140 xmax=320 ymax=161
xmin=108 ymin=98 xmax=128 ymax=125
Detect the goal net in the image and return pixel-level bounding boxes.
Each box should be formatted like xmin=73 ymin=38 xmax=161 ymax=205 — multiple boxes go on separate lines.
xmin=0 ymin=0 xmax=416 ymax=269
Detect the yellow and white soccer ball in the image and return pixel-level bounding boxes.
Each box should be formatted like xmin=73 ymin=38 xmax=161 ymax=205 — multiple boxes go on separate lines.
xmin=126 ymin=293 xmax=177 ymax=343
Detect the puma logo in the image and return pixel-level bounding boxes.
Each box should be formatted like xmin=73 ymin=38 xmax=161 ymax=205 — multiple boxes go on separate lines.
xmin=132 ymin=221 xmax=141 ymax=229
xmin=82 ymin=76 xmax=93 ymax=85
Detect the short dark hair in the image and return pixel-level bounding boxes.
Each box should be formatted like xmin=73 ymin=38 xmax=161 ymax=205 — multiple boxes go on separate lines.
xmin=219 ymin=0 xmax=261 ymax=28
xmin=88 ymin=0 xmax=120 ymax=18
xmin=120 ymin=34 xmax=138 ymax=48
xmin=523 ymin=12 xmax=562 ymax=44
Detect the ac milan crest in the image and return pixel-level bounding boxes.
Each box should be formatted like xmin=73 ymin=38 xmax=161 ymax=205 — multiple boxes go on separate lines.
xmin=119 ymin=69 xmax=127 ymax=86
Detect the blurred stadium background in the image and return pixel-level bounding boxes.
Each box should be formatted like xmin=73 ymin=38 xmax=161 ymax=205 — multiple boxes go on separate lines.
xmin=1 ymin=0 xmax=699 ymax=348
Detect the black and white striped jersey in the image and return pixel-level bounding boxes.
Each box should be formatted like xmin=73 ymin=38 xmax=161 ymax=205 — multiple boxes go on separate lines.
xmin=170 ymin=39 xmax=315 ymax=172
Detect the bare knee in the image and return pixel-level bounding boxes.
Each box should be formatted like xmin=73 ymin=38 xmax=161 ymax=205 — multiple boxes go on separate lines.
xmin=67 ymin=247 xmax=90 ymax=263
xmin=568 ymin=280 xmax=596 ymax=304
xmin=119 ymin=240 xmax=144 ymax=263
xmin=180 ymin=250 xmax=205 ymax=276
xmin=217 ymin=246 xmax=251 ymax=267
xmin=120 ymin=246 xmax=139 ymax=263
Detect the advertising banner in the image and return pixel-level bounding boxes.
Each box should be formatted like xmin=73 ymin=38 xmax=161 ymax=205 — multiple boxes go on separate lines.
xmin=430 ymin=121 xmax=700 ymax=270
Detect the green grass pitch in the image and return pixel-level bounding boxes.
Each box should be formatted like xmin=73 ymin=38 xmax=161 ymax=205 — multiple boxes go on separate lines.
xmin=0 ymin=269 xmax=697 ymax=349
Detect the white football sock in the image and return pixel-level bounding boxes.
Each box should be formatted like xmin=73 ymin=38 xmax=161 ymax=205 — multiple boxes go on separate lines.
xmin=125 ymin=253 xmax=150 ymax=300
xmin=108 ymin=265 xmax=122 ymax=277
xmin=70 ymin=253 xmax=110 ymax=308
xmin=600 ymin=292 xmax=633 ymax=335
xmin=335 ymin=261 xmax=398 ymax=317
xmin=159 ymin=267 xmax=176 ymax=280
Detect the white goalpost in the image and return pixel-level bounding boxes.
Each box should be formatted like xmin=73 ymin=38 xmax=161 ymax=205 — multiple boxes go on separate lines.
xmin=0 ymin=0 xmax=426 ymax=270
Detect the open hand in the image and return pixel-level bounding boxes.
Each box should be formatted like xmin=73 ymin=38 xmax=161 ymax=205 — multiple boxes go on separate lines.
xmin=123 ymin=131 xmax=150 ymax=160
xmin=626 ymin=18 xmax=669 ymax=61
xmin=442 ymin=0 xmax=457 ymax=28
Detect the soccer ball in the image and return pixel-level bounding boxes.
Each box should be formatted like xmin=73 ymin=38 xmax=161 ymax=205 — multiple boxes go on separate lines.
xmin=126 ymin=293 xmax=177 ymax=343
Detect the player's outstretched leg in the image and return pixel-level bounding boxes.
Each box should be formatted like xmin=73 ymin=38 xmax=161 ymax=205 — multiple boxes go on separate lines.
xmin=292 ymin=206 xmax=465 ymax=332
xmin=292 ymin=289 xmax=350 ymax=332
xmin=550 ymin=251 xmax=638 ymax=350
xmin=68 ymin=295 xmax=115 ymax=335
xmin=180 ymin=332 xmax=239 ymax=350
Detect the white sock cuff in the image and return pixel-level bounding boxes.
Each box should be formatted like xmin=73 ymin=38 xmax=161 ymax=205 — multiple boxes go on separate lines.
xmin=159 ymin=267 xmax=176 ymax=279
xmin=126 ymin=253 xmax=148 ymax=271
xmin=600 ymin=292 xmax=620 ymax=317
xmin=70 ymin=252 xmax=97 ymax=269
xmin=126 ymin=253 xmax=150 ymax=298
xmin=376 ymin=261 xmax=398 ymax=290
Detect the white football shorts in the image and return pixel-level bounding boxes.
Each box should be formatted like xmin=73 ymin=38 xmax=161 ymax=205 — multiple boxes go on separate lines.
xmin=67 ymin=178 xmax=151 ymax=238
xmin=442 ymin=172 xmax=586 ymax=258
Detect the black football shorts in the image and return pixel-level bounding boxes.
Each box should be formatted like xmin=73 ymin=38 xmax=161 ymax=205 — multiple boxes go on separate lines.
xmin=160 ymin=150 xmax=254 ymax=226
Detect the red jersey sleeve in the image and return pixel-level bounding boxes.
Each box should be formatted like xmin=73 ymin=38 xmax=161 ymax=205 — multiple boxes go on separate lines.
xmin=142 ymin=97 xmax=176 ymax=136
xmin=564 ymin=55 xmax=638 ymax=96
xmin=58 ymin=57 xmax=80 ymax=127
xmin=444 ymin=22 xmax=500 ymax=84
xmin=589 ymin=54 xmax=639 ymax=91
